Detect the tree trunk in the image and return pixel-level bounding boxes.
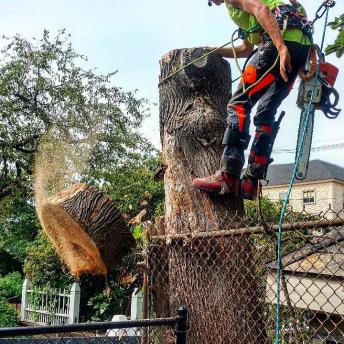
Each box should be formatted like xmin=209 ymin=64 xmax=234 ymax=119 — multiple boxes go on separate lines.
xmin=157 ymin=48 xmax=267 ymax=343
xmin=37 ymin=183 xmax=136 ymax=276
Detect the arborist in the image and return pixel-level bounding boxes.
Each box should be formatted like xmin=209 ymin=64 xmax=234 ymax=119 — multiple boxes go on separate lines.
xmin=193 ymin=0 xmax=312 ymax=200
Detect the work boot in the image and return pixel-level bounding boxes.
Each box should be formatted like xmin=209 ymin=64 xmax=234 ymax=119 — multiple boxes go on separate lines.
xmin=192 ymin=171 xmax=240 ymax=196
xmin=241 ymin=175 xmax=258 ymax=200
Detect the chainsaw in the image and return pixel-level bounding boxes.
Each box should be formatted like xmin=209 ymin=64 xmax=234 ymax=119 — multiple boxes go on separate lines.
xmin=295 ymin=45 xmax=341 ymax=180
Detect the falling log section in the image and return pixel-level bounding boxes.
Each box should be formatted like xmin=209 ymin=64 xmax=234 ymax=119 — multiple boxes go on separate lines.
xmin=157 ymin=48 xmax=268 ymax=343
xmin=37 ymin=183 xmax=136 ymax=276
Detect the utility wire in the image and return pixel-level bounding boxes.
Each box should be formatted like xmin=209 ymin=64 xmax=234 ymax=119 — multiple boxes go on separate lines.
xmin=273 ymin=142 xmax=344 ymax=154
xmin=263 ymin=196 xmax=344 ymax=202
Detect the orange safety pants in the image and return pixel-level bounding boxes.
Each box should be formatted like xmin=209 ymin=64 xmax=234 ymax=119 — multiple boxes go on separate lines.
xmin=221 ymin=40 xmax=310 ymax=179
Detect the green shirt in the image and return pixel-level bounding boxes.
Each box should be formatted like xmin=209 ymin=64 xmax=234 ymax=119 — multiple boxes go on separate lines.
xmin=224 ymin=0 xmax=311 ymax=45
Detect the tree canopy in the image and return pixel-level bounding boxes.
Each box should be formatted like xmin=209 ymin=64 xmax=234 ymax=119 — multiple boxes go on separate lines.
xmin=0 ymin=30 xmax=162 ymax=321
xmin=0 ymin=29 xmax=155 ymax=201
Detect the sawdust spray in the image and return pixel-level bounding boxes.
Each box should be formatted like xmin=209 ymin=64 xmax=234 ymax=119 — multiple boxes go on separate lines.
xmin=34 ymin=130 xmax=107 ymax=276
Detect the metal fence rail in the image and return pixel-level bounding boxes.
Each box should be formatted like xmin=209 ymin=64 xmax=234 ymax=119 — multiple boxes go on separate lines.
xmin=0 ymin=307 xmax=188 ymax=344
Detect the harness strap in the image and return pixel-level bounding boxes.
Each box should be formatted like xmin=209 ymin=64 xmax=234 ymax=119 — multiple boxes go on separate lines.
xmin=262 ymin=4 xmax=313 ymax=42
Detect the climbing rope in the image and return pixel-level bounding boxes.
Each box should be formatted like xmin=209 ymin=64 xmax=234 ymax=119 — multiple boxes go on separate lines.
xmin=274 ymin=2 xmax=334 ymax=343
xmin=231 ymin=18 xmax=288 ymax=99
xmin=158 ymin=24 xmax=261 ymax=86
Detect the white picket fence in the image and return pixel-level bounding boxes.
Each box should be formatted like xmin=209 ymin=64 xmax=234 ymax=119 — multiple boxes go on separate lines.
xmin=21 ymin=279 xmax=80 ymax=325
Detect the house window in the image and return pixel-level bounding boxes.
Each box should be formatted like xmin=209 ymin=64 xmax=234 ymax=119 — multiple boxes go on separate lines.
xmin=279 ymin=192 xmax=289 ymax=204
xmin=303 ymin=190 xmax=315 ymax=204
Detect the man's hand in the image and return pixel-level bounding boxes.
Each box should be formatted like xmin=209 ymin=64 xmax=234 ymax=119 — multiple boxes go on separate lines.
xmin=278 ymin=45 xmax=292 ymax=82
xmin=230 ymin=0 xmax=293 ymax=81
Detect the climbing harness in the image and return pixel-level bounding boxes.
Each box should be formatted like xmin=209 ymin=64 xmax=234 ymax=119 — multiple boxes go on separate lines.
xmin=229 ymin=16 xmax=289 ymax=102
xmin=268 ymin=3 xmax=314 ymax=42
xmin=160 ymin=0 xmax=312 ymax=88
xmin=274 ymin=1 xmax=338 ymax=343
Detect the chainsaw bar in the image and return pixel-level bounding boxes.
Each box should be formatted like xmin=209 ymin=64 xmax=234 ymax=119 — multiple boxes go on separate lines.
xmin=295 ymin=105 xmax=315 ymax=181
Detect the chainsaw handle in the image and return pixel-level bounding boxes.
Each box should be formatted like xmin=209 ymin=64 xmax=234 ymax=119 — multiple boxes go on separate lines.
xmin=324 ymin=106 xmax=341 ymax=119
xmin=321 ymin=86 xmax=341 ymax=119
xmin=329 ymin=86 xmax=340 ymax=108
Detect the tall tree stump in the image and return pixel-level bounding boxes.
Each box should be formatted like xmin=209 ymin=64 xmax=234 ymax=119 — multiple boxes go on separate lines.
xmin=37 ymin=183 xmax=136 ymax=276
xmin=157 ymin=48 xmax=267 ymax=343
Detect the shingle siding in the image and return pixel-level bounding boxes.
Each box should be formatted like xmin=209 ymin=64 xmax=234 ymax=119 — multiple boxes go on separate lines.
xmin=265 ymin=160 xmax=344 ymax=186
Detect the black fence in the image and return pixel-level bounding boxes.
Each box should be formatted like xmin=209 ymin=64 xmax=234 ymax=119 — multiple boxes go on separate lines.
xmin=0 ymin=307 xmax=187 ymax=344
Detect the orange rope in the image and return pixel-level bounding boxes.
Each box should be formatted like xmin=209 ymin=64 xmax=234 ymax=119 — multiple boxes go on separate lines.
xmin=299 ymin=45 xmax=318 ymax=81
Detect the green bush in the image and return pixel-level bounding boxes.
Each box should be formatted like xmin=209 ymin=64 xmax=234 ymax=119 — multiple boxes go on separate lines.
xmin=0 ymin=300 xmax=19 ymax=327
xmin=86 ymin=281 xmax=128 ymax=321
xmin=0 ymin=272 xmax=22 ymax=300
xmin=0 ymin=250 xmax=22 ymax=276
xmin=96 ymin=156 xmax=164 ymax=219
xmin=0 ymin=197 xmax=39 ymax=265
xmin=23 ymin=232 xmax=73 ymax=289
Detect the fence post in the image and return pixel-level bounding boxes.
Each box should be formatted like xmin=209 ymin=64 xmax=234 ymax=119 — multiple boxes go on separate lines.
xmin=21 ymin=278 xmax=30 ymax=322
xmin=175 ymin=306 xmax=188 ymax=344
xmin=130 ymin=288 xmax=143 ymax=320
xmin=68 ymin=282 xmax=80 ymax=324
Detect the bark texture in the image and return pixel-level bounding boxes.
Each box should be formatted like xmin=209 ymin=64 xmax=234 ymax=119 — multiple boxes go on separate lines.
xmin=38 ymin=183 xmax=135 ymax=276
xmin=157 ymin=48 xmax=267 ymax=343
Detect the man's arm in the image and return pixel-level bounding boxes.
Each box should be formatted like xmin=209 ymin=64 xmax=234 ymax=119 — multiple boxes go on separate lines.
xmin=216 ymin=39 xmax=254 ymax=58
xmin=229 ymin=0 xmax=292 ymax=82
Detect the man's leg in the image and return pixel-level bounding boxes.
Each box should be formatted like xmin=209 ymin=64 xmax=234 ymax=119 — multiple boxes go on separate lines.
xmin=220 ymin=97 xmax=252 ymax=177
xmin=242 ymin=41 xmax=310 ymax=200
xmin=242 ymin=75 xmax=297 ymax=199
xmin=192 ymin=49 xmax=272 ymax=195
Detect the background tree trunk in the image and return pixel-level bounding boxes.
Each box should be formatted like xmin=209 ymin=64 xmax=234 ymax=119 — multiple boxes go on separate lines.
xmin=37 ymin=183 xmax=136 ymax=276
xmin=157 ymin=48 xmax=268 ymax=343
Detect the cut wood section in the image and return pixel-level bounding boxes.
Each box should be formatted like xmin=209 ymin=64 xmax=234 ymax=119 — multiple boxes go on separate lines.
xmin=37 ymin=183 xmax=136 ymax=276
xmin=155 ymin=48 xmax=268 ymax=343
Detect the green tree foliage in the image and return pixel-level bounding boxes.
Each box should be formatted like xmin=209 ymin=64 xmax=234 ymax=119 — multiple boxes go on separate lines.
xmin=326 ymin=14 xmax=344 ymax=57
xmin=86 ymin=280 xmax=128 ymax=321
xmin=245 ymin=197 xmax=313 ymax=255
xmin=244 ymin=197 xmax=280 ymax=227
xmin=0 ymin=300 xmax=19 ymax=327
xmin=23 ymin=232 xmax=73 ymax=289
xmin=0 ymin=29 xmax=154 ymax=201
xmin=96 ymin=156 xmax=164 ymax=219
xmin=0 ymin=250 xmax=21 ymax=276
xmin=0 ymin=196 xmax=39 ymax=268
xmin=0 ymin=272 xmax=22 ymax=300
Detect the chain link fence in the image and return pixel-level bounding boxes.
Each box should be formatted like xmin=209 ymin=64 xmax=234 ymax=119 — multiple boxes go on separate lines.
xmin=148 ymin=203 xmax=344 ymax=343
xmin=2 ymin=202 xmax=343 ymax=343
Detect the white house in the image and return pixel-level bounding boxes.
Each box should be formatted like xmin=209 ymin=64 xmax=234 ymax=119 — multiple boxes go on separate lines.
xmin=263 ymin=160 xmax=344 ymax=219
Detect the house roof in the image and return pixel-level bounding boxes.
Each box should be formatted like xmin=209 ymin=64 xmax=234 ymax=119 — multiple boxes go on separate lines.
xmin=268 ymin=226 xmax=344 ymax=277
xmin=265 ymin=159 xmax=344 ymax=186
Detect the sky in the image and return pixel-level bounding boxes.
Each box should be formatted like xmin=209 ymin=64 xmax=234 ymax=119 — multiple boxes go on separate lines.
xmin=1 ymin=0 xmax=344 ymax=167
